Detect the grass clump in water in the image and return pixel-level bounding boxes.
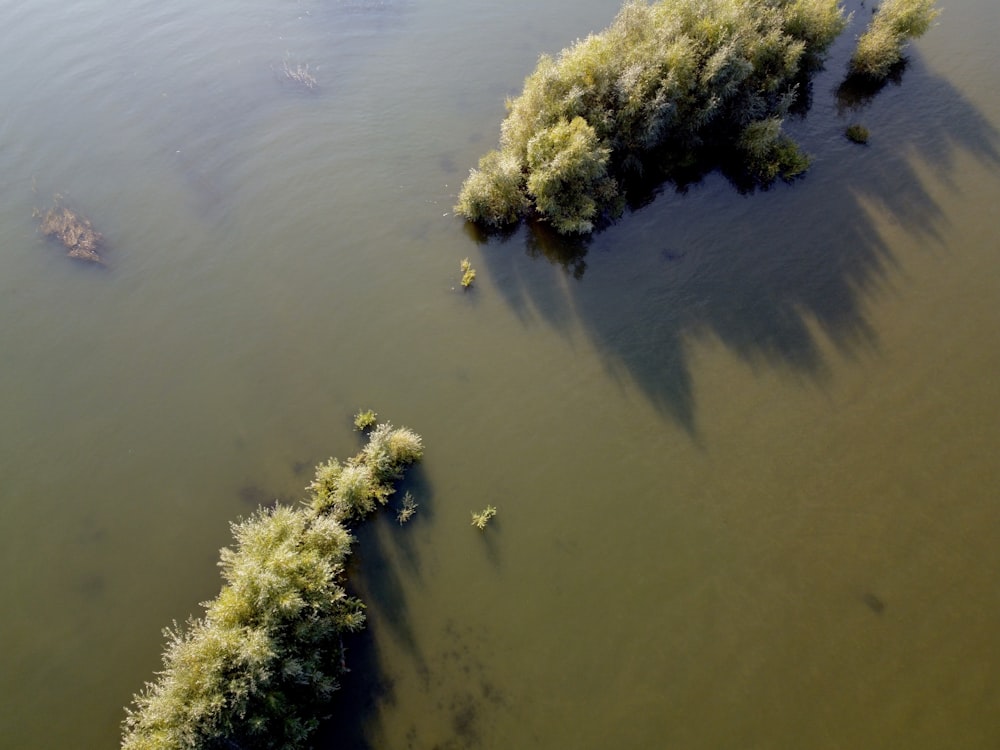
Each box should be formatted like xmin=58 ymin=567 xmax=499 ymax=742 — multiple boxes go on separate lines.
xmin=460 ymin=257 xmax=477 ymax=288
xmin=353 ymin=408 xmax=378 ymax=431
xmin=121 ymin=420 xmax=423 ymax=750
xmin=455 ymin=0 xmax=848 ymax=234
xmin=471 ymin=505 xmax=497 ymax=530
xmin=845 ymin=123 xmax=870 ymax=143
xmin=848 ymin=0 xmax=940 ymax=80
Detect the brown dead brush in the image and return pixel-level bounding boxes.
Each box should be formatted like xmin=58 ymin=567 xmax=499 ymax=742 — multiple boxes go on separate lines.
xmin=35 ymin=201 xmax=104 ymax=264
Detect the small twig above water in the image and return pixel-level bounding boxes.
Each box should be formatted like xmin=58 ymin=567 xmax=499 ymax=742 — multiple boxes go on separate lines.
xmin=278 ymin=59 xmax=318 ymax=91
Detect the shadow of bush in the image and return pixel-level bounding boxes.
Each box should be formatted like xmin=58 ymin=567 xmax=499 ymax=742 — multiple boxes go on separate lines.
xmin=469 ymin=50 xmax=999 ymax=434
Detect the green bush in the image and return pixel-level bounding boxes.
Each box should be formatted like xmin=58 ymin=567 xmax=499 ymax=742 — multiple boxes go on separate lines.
xmin=453 ymin=150 xmax=529 ymax=229
xmin=737 ymin=118 xmax=812 ymax=182
xmin=456 ymin=0 xmax=847 ymax=234
xmin=361 ymin=423 xmax=423 ymax=483
xmin=471 ymin=505 xmax=498 ymax=530
xmin=845 ymin=123 xmax=870 ymax=143
xmin=525 ymin=117 xmax=617 ymax=234
xmin=849 ymin=0 xmax=941 ymax=80
xmin=460 ymin=257 xmax=476 ymax=288
xmin=122 ymin=423 xmax=423 ymax=750
xmin=353 ymin=408 xmax=377 ymax=431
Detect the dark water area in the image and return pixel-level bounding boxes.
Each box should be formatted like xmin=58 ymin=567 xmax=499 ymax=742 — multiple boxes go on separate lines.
xmin=1 ymin=0 xmax=998 ymax=748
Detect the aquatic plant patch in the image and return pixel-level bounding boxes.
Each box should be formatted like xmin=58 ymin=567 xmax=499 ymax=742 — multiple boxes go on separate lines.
xmin=353 ymin=408 xmax=378 ymax=431
xmin=848 ymin=0 xmax=940 ymax=80
xmin=460 ymin=257 xmax=477 ymax=288
xmin=845 ymin=123 xmax=870 ymax=144
xmin=34 ymin=200 xmax=104 ymax=264
xmin=471 ymin=505 xmax=497 ymax=530
xmin=121 ymin=421 xmax=422 ymax=750
xmin=456 ymin=0 xmax=885 ymax=234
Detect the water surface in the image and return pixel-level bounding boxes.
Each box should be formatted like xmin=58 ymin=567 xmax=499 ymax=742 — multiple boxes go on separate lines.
xmin=1 ymin=0 xmax=998 ymax=747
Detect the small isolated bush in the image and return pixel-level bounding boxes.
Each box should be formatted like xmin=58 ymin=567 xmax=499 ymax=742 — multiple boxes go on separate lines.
xmin=460 ymin=257 xmax=476 ymax=288
xmin=471 ymin=505 xmax=497 ymax=530
xmin=845 ymin=123 xmax=870 ymax=143
xmin=122 ymin=421 xmax=423 ymax=750
xmin=353 ymin=408 xmax=377 ymax=431
xmin=849 ymin=0 xmax=940 ymax=80
xmin=455 ymin=0 xmax=848 ymax=234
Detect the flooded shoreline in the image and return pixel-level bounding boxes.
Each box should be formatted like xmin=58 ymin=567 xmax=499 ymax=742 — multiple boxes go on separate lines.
xmin=0 ymin=0 xmax=998 ymax=747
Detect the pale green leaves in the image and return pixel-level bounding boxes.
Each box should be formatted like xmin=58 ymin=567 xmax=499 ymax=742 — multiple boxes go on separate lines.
xmin=455 ymin=0 xmax=852 ymax=234
xmin=471 ymin=504 xmax=498 ymax=530
xmin=123 ymin=421 xmax=423 ymax=750
xmin=849 ymin=0 xmax=941 ymax=80
xmin=526 ymin=117 xmax=615 ymax=234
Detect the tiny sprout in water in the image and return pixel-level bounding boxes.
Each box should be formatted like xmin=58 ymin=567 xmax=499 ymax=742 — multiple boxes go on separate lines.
xmin=471 ymin=504 xmax=497 ymax=530
xmin=460 ymin=258 xmax=477 ymax=288
xmin=354 ymin=409 xmax=378 ymax=431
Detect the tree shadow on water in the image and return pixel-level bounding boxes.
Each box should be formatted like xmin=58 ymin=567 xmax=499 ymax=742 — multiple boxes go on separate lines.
xmin=470 ymin=51 xmax=999 ymax=435
xmin=314 ymin=467 xmax=433 ymax=749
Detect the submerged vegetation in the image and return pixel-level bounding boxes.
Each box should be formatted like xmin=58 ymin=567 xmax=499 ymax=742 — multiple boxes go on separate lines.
xmin=848 ymin=0 xmax=940 ymax=80
xmin=34 ymin=198 xmax=104 ymax=264
xmin=121 ymin=421 xmax=423 ymax=750
xmin=456 ymin=0 xmax=850 ymax=234
xmin=278 ymin=59 xmax=318 ymax=91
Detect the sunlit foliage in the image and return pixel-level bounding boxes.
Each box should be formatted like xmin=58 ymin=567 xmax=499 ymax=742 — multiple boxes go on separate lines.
xmin=353 ymin=408 xmax=377 ymax=431
xmin=122 ymin=423 xmax=423 ymax=750
xmin=460 ymin=257 xmax=477 ymax=288
xmin=456 ymin=0 xmax=848 ymax=234
xmin=849 ymin=0 xmax=940 ymax=80
xmin=471 ymin=505 xmax=497 ymax=530
xmin=526 ymin=116 xmax=616 ymax=234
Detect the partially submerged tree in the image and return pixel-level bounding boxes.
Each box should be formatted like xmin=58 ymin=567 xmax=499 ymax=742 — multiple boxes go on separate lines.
xmin=525 ymin=116 xmax=616 ymax=234
xmin=455 ymin=0 xmax=848 ymax=234
xmin=121 ymin=422 xmax=423 ymax=750
xmin=849 ymin=0 xmax=940 ymax=80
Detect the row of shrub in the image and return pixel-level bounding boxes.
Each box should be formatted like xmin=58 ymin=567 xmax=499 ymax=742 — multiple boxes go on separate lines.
xmin=455 ymin=0 xmax=848 ymax=234
xmin=456 ymin=0 xmax=940 ymax=235
xmin=848 ymin=0 xmax=940 ymax=80
xmin=121 ymin=423 xmax=423 ymax=750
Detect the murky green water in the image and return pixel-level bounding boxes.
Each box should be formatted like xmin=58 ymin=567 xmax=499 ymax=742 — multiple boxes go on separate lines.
xmin=1 ymin=0 xmax=998 ymax=747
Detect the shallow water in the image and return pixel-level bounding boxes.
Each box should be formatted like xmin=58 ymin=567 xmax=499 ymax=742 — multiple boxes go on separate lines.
xmin=1 ymin=0 xmax=998 ymax=747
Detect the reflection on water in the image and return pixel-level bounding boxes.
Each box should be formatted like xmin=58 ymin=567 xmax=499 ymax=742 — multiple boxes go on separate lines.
xmin=1 ymin=0 xmax=999 ymax=748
